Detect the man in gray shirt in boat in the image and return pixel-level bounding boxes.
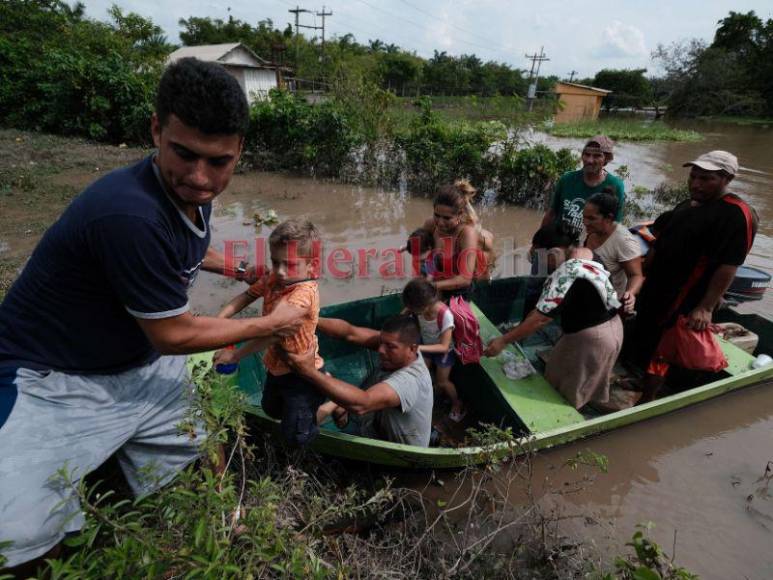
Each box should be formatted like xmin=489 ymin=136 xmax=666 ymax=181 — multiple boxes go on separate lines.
xmin=287 ymin=315 xmax=433 ymax=447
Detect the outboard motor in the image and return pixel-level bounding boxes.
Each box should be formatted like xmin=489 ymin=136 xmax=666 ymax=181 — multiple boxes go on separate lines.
xmin=725 ymin=266 xmax=771 ymax=305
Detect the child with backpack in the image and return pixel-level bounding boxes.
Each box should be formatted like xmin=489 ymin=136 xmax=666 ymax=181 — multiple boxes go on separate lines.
xmin=402 ymin=277 xmax=466 ymax=421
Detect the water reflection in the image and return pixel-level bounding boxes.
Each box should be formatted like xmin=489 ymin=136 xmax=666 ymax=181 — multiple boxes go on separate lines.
xmin=528 ymin=382 xmax=773 ymax=579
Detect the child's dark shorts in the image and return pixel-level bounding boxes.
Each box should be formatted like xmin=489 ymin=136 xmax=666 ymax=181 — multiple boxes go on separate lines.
xmin=425 ymin=350 xmax=456 ymax=368
xmin=262 ymin=370 xmax=326 ymax=447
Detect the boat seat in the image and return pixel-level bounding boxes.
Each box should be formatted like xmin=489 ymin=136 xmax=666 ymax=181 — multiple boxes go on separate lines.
xmin=471 ymin=303 xmax=585 ymax=433
xmin=717 ymin=335 xmax=757 ymax=376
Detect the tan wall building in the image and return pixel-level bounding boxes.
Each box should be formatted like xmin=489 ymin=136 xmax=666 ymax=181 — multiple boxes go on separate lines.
xmin=553 ymin=82 xmax=611 ymax=123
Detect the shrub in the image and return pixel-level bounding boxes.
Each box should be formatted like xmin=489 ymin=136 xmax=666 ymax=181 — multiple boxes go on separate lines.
xmin=497 ymin=142 xmax=578 ymax=206
xmin=395 ymin=97 xmax=507 ymax=193
xmin=247 ymin=89 xmax=362 ymax=177
xmin=0 ymin=1 xmax=167 ymax=144
xmin=600 ymin=523 xmax=699 ymax=580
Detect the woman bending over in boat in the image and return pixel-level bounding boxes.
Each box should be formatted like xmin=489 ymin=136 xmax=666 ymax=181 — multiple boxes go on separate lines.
xmin=420 ymin=184 xmax=488 ymax=300
xmin=484 ymin=224 xmax=624 ymax=410
xmin=582 ymin=191 xmax=643 ymax=314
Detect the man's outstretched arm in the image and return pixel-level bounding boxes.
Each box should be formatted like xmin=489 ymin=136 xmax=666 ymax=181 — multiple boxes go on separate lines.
xmin=287 ymin=346 xmax=400 ymax=415
xmin=136 ymin=301 xmax=304 ymax=355
xmin=317 ymin=317 xmax=381 ymax=350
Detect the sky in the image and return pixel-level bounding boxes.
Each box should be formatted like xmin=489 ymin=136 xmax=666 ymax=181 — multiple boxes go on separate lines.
xmin=83 ymin=0 xmax=773 ymax=78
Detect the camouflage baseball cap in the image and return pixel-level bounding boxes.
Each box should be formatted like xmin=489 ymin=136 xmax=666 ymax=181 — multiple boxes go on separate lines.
xmin=584 ymin=135 xmax=614 ymax=161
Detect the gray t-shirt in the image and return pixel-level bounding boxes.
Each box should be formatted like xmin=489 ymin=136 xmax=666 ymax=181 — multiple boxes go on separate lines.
xmin=359 ymin=354 xmax=433 ymax=447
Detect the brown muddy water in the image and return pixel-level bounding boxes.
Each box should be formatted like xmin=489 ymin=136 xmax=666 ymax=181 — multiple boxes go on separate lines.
xmin=187 ymin=120 xmax=773 ymax=578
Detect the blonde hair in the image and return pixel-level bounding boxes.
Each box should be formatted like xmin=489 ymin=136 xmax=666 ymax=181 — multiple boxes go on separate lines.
xmin=452 ymin=179 xmax=497 ymax=274
xmin=269 ymin=218 xmax=321 ymax=257
xmin=452 ymin=179 xmax=480 ymax=227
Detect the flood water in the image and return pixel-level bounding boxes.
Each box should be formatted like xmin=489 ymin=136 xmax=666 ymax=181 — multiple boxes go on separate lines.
xmin=188 ymin=120 xmax=773 ymax=577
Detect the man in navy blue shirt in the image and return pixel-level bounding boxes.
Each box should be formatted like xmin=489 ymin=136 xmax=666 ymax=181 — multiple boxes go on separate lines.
xmin=0 ymin=58 xmax=304 ymax=573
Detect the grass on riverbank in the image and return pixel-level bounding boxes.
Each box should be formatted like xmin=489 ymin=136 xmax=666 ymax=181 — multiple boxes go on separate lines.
xmin=390 ymin=95 xmax=554 ymax=128
xmin=544 ymin=118 xmax=703 ymax=142
xmin=697 ymin=115 xmax=773 ymax=127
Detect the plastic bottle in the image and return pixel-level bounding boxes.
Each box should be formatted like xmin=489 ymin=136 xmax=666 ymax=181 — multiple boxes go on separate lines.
xmin=751 ymin=353 xmax=773 ymax=369
xmin=215 ymin=345 xmax=239 ymax=375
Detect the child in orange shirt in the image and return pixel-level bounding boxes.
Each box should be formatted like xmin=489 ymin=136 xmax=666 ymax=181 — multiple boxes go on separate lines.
xmin=214 ymin=219 xmax=325 ymax=446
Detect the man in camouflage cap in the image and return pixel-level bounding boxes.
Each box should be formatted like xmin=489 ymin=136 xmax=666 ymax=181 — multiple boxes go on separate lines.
xmin=540 ymin=135 xmax=625 ymax=241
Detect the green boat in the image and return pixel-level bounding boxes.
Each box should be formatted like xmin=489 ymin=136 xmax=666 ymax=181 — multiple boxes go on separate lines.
xmin=189 ymin=277 xmax=773 ymax=469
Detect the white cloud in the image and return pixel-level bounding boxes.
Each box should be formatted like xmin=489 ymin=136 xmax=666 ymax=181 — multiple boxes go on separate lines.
xmin=423 ymin=10 xmax=456 ymax=52
xmin=595 ymin=21 xmax=647 ymax=59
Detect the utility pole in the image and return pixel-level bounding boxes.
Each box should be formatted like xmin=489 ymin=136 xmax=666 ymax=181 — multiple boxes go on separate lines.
xmin=524 ymin=46 xmax=549 ymax=112
xmin=288 ymin=5 xmax=325 ymax=89
xmin=568 ymin=70 xmax=577 ymax=82
xmin=288 ymin=6 xmax=312 ymax=66
xmin=316 ymin=6 xmax=332 ymax=57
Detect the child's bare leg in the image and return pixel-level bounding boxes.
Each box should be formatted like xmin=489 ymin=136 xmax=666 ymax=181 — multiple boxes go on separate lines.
xmin=316 ymin=400 xmax=338 ymax=425
xmin=435 ymin=365 xmax=462 ymax=414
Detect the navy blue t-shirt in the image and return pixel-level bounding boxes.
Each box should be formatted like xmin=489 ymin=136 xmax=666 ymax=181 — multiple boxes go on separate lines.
xmin=0 ymin=156 xmax=211 ymax=374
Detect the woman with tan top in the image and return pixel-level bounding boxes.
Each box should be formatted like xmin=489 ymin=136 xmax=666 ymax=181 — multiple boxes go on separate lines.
xmin=582 ymin=191 xmax=643 ymax=314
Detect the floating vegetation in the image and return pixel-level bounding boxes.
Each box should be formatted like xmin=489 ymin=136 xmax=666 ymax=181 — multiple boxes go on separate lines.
xmin=544 ymin=119 xmax=703 ymax=142
xmin=252 ymin=209 xmax=279 ymax=227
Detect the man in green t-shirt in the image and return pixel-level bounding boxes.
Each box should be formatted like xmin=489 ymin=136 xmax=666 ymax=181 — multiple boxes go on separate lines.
xmin=540 ymin=135 xmax=625 ymax=240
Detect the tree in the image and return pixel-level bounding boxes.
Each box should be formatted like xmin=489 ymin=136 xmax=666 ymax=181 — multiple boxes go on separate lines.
xmin=592 ymin=68 xmax=652 ymax=111
xmin=109 ymin=5 xmax=171 ymax=62
xmin=713 ymin=10 xmax=764 ymax=59
xmin=378 ymin=52 xmax=422 ymax=95
xmin=652 ymin=40 xmax=764 ymax=117
xmin=712 ymin=10 xmax=773 ymax=115
xmin=649 ymin=10 xmax=773 ymax=118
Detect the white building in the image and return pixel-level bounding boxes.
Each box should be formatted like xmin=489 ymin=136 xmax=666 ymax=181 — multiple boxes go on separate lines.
xmin=166 ymin=43 xmax=288 ymax=103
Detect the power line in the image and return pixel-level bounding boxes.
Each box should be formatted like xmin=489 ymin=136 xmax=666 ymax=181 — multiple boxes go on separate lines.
xmin=353 ymin=0 xmax=425 ymax=32
xmin=395 ymin=0 xmax=509 ymax=52
xmin=271 ymin=0 xmax=523 ymax=69
xmin=328 ymin=11 xmax=430 ymax=52
xmin=352 ymin=0 xmax=514 ymax=61
xmin=276 ymin=0 xmax=404 ymax=49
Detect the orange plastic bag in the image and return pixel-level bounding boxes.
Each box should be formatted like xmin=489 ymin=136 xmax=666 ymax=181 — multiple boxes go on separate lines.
xmin=652 ymin=316 xmax=728 ymax=373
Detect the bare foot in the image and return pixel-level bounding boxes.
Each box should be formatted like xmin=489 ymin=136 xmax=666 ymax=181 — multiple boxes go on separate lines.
xmin=449 ymin=405 xmax=467 ymax=422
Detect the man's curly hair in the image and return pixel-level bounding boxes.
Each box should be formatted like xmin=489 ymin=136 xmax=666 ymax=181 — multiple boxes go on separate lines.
xmin=156 ymin=58 xmax=249 ymax=136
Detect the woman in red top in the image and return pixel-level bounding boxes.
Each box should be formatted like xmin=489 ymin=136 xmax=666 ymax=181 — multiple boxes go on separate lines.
xmin=420 ymin=184 xmax=486 ymax=300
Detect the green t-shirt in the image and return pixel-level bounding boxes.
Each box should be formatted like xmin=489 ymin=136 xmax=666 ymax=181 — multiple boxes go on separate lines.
xmin=550 ymin=169 xmax=625 ymax=237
